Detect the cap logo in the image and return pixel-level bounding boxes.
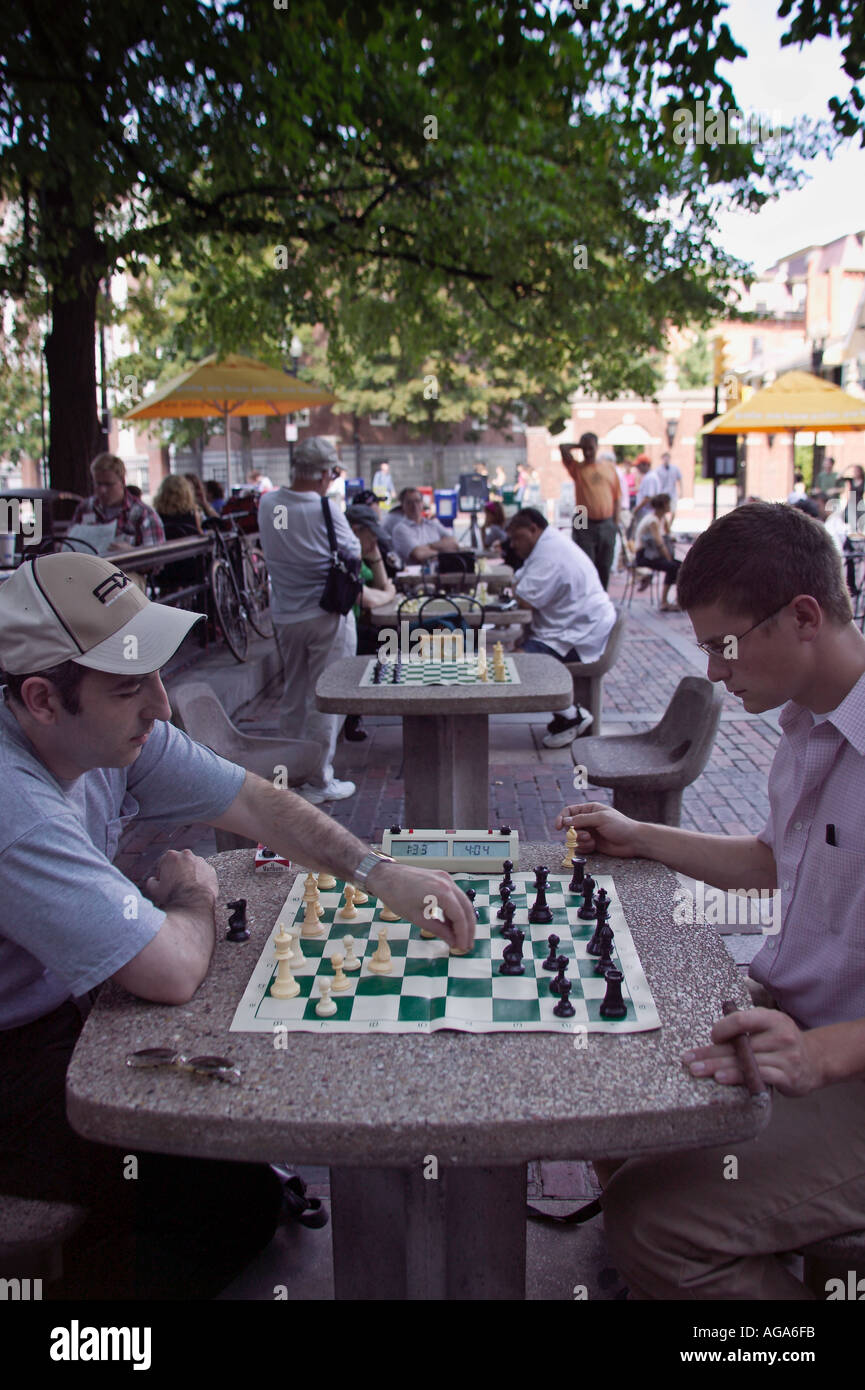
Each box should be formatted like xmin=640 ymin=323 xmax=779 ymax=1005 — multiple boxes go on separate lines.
xmin=93 ymin=572 xmax=131 ymax=606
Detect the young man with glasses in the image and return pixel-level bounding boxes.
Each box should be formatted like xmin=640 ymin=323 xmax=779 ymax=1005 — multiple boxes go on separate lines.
xmin=557 ymin=502 xmax=865 ymax=1299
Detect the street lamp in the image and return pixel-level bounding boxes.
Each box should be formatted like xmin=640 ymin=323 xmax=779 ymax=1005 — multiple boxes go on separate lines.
xmin=662 ymin=406 xmax=681 ymax=450
xmin=289 ymin=334 xmax=303 ymax=376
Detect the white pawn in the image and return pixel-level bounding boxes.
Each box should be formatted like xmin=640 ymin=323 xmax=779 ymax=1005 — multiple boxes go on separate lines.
xmin=351 ymin=882 xmax=369 ymax=905
xmin=562 ymin=826 xmax=578 ymax=869
xmin=367 ymin=928 xmax=393 ymax=974
xmin=330 ymin=954 xmax=350 ymax=992
xmin=315 ymin=978 xmax=337 ymax=1017
xmin=342 ymin=935 xmax=361 ymax=970
xmin=317 ymin=870 xmax=337 ymax=890
xmin=338 ymin=884 xmax=357 ymax=920
xmin=379 ymin=901 xmax=399 ymax=921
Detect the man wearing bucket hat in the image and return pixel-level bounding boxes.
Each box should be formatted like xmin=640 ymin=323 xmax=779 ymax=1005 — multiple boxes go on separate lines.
xmin=0 ymin=552 xmax=475 ymax=1297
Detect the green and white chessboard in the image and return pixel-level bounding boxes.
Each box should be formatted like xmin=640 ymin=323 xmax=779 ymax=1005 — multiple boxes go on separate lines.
xmin=361 ymin=655 xmax=519 ymax=685
xmin=230 ymin=872 xmax=660 ymax=1035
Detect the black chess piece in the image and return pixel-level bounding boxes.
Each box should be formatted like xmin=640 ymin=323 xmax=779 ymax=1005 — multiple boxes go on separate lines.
xmin=600 ymin=969 xmax=627 ymax=1020
xmin=226 ymin=899 xmax=249 ymax=943
xmin=553 ymin=977 xmax=576 ymax=1019
xmin=499 ymin=928 xmax=525 ymax=976
xmin=577 ymin=872 xmax=597 ymax=920
xmin=594 ymin=923 xmax=616 ymax=977
xmin=499 ymin=898 xmax=516 ymax=935
xmin=586 ymin=918 xmax=604 ymax=956
xmin=500 ymin=859 xmax=514 ymax=890
xmin=595 ymin=887 xmax=610 ymax=927
xmin=528 ymin=865 xmax=553 ymax=925
xmin=542 ymin=934 xmax=561 ymax=971
xmin=568 ymin=855 xmax=587 ymax=895
xmin=389 ymin=825 xmax=402 ymax=835
xmin=496 ymin=883 xmax=513 ymax=920
xmin=373 ymin=661 xmax=383 ymax=685
xmin=549 ymin=954 xmax=569 ymax=996
xmin=465 ymin=887 xmax=480 ymax=921
xmin=391 ymin=662 xmax=401 ymax=684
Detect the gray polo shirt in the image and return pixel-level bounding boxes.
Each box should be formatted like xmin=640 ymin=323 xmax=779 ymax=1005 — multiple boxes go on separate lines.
xmin=0 ymin=704 xmax=245 ymax=1030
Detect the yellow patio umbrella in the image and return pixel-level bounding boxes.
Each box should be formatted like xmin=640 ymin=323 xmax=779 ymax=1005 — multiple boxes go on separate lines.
xmin=123 ymin=353 xmax=336 ymax=488
xmin=702 ymin=371 xmax=865 ymax=434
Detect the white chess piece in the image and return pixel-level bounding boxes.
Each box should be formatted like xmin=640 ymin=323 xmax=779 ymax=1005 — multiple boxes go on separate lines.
xmin=338 ymin=884 xmax=357 ymax=920
xmin=330 ymin=953 xmax=350 ymax=992
xmin=342 ymin=935 xmax=361 ymax=970
xmin=301 ymin=894 xmax=324 ymax=938
xmin=562 ymin=826 xmax=578 ymax=869
xmin=304 ymin=872 xmax=324 ymax=917
xmin=378 ymin=901 xmax=399 ymax=921
xmin=351 ymin=882 xmax=369 ymax=905
xmin=367 ymin=928 xmax=393 ymax=974
xmin=288 ymin=932 xmax=304 ymax=968
xmin=317 ymin=871 xmax=337 ymax=890
xmin=315 ymin=979 xmax=337 ymax=1016
xmin=270 ymin=934 xmax=300 ymax=999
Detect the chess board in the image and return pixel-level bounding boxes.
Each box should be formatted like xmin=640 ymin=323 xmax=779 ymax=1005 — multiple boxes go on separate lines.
xmin=360 ymin=655 xmax=519 ymax=686
xmin=230 ymin=872 xmax=660 ymax=1035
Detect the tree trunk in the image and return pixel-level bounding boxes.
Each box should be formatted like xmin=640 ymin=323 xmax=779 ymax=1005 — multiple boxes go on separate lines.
xmin=42 ymin=206 xmax=105 ymax=495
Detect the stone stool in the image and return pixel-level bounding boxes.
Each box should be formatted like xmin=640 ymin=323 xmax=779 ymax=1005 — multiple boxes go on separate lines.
xmin=571 ymin=675 xmax=723 ymax=825
xmin=0 ymin=1194 xmax=88 ymax=1283
xmin=563 ymin=608 xmax=627 ymax=737
xmin=172 ymin=681 xmax=321 ymax=850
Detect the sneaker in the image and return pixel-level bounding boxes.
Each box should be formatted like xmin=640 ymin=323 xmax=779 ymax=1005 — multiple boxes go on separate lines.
xmin=542 ymin=711 xmax=593 ymax=748
xmin=298 ymin=778 xmax=356 ymax=804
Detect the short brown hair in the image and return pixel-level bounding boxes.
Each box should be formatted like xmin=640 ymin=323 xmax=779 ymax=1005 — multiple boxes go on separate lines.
xmin=90 ymin=452 xmax=126 ymax=481
xmin=3 ymin=659 xmax=88 ymax=715
xmin=677 ymin=502 xmax=853 ymax=625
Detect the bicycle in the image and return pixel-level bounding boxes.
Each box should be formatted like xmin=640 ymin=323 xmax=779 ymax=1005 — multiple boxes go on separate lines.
xmin=203 ymin=515 xmax=274 ymax=663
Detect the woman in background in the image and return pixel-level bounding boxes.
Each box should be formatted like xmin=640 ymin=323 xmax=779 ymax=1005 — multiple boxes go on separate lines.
xmin=153 ymin=475 xmax=205 ymax=594
xmin=634 ymin=492 xmax=681 ymax=612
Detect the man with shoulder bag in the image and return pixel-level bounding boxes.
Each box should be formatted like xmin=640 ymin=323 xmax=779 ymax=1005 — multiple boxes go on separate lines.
xmin=258 ymin=438 xmax=361 ymax=803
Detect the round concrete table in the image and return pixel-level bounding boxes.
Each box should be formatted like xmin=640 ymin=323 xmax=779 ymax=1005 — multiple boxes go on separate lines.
xmin=315 ymin=653 xmax=573 ymax=826
xmin=369 ymin=597 xmax=532 ymax=630
xmin=66 ymin=844 xmax=770 ymax=1301
xmin=395 ymin=563 xmax=514 ymax=593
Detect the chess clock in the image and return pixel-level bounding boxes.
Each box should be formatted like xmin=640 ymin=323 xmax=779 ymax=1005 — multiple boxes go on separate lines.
xmin=379 ymin=826 xmax=519 ymax=873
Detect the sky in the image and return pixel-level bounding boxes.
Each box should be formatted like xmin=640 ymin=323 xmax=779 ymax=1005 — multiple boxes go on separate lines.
xmin=711 ymin=0 xmax=864 ymax=273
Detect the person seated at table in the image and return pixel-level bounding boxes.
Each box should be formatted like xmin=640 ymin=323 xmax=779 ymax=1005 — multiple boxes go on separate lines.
xmin=204 ymin=478 xmax=226 ymax=515
xmin=558 ymin=501 xmax=865 ymax=1300
xmin=343 ymin=506 xmax=398 ymax=741
xmin=71 ymin=452 xmax=165 ymax=552
xmin=379 ymin=486 xmax=416 ymax=542
xmin=391 ymin=488 xmax=460 ymax=566
xmin=633 ymin=492 xmax=681 ymax=611
xmin=506 ymin=507 xmax=616 ymax=748
xmin=183 ymin=471 xmax=219 ymax=520
xmin=0 ymin=552 xmax=476 ymax=1301
xmin=153 ymin=474 xmax=207 ymax=595
xmin=481 ymin=500 xmax=508 ymax=551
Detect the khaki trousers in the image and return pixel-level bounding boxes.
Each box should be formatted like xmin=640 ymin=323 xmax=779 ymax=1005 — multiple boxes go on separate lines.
xmin=602 ymin=1079 xmax=865 ymax=1299
xmin=273 ymin=610 xmax=356 ymax=787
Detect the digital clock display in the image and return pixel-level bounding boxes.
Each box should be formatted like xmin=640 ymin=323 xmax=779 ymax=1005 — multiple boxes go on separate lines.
xmin=392 ymin=840 xmax=442 ymax=857
xmin=452 ymin=841 xmax=497 ymax=857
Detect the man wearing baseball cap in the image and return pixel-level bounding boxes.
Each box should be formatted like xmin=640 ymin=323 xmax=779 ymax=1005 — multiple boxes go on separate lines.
xmin=0 ymin=552 xmax=475 ymax=1299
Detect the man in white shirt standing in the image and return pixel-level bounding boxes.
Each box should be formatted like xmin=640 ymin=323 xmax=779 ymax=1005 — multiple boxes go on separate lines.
xmin=391 ymin=488 xmax=460 ymax=565
xmin=655 ymin=452 xmax=683 ymax=517
xmin=507 ymin=508 xmax=616 ymax=747
xmin=258 ymin=438 xmax=361 ymax=803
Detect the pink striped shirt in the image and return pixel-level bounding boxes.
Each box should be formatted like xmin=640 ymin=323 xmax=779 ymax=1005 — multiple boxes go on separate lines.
xmin=750 ymin=668 xmax=865 ymax=1028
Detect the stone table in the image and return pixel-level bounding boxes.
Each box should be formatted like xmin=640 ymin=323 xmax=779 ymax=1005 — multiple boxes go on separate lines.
xmin=67 ymin=844 xmax=770 ymax=1301
xmin=369 ymin=596 xmax=531 ymax=630
xmin=395 ymin=562 xmax=514 ymax=593
xmin=315 ymin=653 xmax=572 ymax=825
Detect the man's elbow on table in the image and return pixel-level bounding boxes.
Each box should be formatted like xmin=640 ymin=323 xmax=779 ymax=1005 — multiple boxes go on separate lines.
xmin=112 ymin=909 xmax=216 ymax=1005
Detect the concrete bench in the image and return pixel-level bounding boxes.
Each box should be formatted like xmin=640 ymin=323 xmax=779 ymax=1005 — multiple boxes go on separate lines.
xmin=799 ymin=1229 xmax=865 ymax=1298
xmin=0 ymin=1194 xmax=87 ymax=1282
xmin=571 ymin=675 xmax=723 ymax=825
xmin=562 ymin=609 xmax=627 ymax=737
xmin=172 ymin=682 xmax=321 ymax=850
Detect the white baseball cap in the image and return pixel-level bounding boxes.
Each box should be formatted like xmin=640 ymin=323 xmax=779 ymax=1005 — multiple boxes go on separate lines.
xmin=0 ymin=553 xmax=203 ymax=675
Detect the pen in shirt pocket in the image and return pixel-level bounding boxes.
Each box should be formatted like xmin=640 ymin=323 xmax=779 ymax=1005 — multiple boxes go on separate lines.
xmin=826 ymin=823 xmax=837 ymax=846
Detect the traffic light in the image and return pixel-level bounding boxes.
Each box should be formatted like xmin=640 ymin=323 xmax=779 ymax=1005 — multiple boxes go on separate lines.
xmin=713 ymin=334 xmax=730 ymax=387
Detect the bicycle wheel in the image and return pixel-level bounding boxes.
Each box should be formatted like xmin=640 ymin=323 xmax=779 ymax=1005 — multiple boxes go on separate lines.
xmin=210 ymin=557 xmax=249 ymax=662
xmin=241 ymin=546 xmax=274 ymax=638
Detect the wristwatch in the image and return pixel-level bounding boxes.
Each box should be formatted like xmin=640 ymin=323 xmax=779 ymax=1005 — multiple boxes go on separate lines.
xmin=352 ymin=848 xmax=394 ymax=889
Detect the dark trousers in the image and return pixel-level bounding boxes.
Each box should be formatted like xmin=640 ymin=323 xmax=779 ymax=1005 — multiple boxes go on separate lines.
xmin=572 ymin=517 xmax=617 ymax=590
xmin=635 ymin=550 xmax=681 ymax=585
xmin=0 ymin=1003 xmax=283 ymax=1300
